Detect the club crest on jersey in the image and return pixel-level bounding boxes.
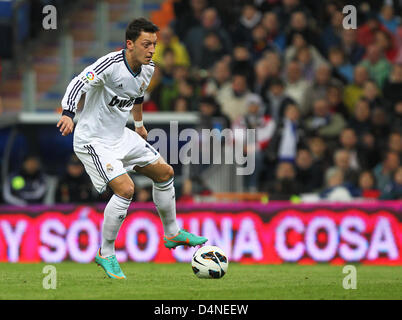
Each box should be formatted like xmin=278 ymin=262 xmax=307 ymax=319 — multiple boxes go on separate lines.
xmin=106 ymin=163 xmax=114 ymax=173
xmin=139 ymin=81 xmax=146 ymax=95
xmin=108 ymin=95 xmax=135 ymax=110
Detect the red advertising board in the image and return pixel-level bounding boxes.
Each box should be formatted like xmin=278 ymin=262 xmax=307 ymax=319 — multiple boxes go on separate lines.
xmin=0 ymin=201 xmax=401 ymax=264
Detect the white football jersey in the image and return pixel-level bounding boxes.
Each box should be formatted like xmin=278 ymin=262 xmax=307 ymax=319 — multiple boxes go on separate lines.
xmin=61 ymin=49 xmax=155 ymax=145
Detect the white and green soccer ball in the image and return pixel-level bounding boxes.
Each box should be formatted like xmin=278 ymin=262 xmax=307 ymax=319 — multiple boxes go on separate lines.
xmin=191 ymin=245 xmax=228 ymax=279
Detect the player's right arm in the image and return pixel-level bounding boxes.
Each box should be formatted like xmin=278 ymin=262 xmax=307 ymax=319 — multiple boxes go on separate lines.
xmin=57 ymin=54 xmax=117 ymax=136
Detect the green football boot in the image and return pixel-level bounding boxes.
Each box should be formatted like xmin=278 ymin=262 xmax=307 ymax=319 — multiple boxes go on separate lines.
xmin=95 ymin=249 xmax=126 ymax=279
xmin=163 ymin=229 xmax=208 ymax=249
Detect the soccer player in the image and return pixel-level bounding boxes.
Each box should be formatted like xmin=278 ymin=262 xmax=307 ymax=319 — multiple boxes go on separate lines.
xmin=57 ymin=18 xmax=207 ymax=279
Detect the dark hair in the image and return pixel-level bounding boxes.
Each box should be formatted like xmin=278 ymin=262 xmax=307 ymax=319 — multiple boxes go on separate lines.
xmin=162 ymin=47 xmax=175 ymax=57
xmin=199 ymin=95 xmax=218 ymax=107
xmin=269 ymin=77 xmax=284 ymax=88
xmin=126 ymin=18 xmax=159 ymax=42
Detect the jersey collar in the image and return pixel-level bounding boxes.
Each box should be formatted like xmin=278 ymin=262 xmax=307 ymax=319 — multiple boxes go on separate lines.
xmin=123 ymin=49 xmax=142 ymax=77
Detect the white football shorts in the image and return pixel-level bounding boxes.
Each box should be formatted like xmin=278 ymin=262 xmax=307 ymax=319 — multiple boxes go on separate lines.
xmin=74 ymin=127 xmax=160 ymax=193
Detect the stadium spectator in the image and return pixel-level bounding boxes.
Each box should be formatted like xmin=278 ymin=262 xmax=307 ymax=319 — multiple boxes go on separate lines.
xmin=356 ymin=12 xmax=388 ymax=48
xmin=250 ymin=57 xmax=271 ymax=97
xmin=340 ymin=29 xmax=365 ymax=65
xmin=304 ymin=63 xmax=342 ymax=115
xmin=326 ymin=84 xmax=349 ymax=119
xmin=171 ymin=0 xmax=207 ymax=41
xmin=295 ymin=148 xmax=323 ymax=192
xmin=380 ymin=166 xmax=402 ymax=200
xmin=232 ymin=3 xmax=262 ymax=47
xmin=320 ymin=168 xmax=354 ymax=201
xmin=360 ymin=44 xmax=392 ymax=89
xmin=197 ymin=95 xmax=230 ymax=132
xmin=260 ymin=11 xmax=286 ymax=52
xmin=348 ymin=98 xmax=372 ymax=137
xmin=262 ymin=161 xmax=302 ymax=200
xmin=249 ymin=24 xmax=275 ymax=63
xmin=274 ymin=0 xmax=308 ymax=29
xmin=307 ymin=134 xmax=331 ymax=176
xmin=374 ymin=29 xmax=398 ymax=63
xmin=285 ymin=10 xmax=320 ymax=51
xmin=199 ymin=32 xmax=228 ymax=70
xmin=230 ymin=44 xmax=254 ymax=82
xmin=55 ymin=155 xmax=94 ymax=204
xmin=373 ymin=151 xmax=400 ymax=192
xmin=3 ymin=155 xmax=48 ymax=206
xmin=203 ymin=59 xmax=232 ymax=97
xmin=232 ymin=94 xmax=276 ymax=191
xmin=257 ymin=0 xmax=281 ymax=13
xmin=325 ymin=149 xmax=359 ymax=186
xmin=378 ymin=4 xmax=401 ymax=35
xmin=152 ymin=26 xmax=190 ymax=67
xmin=328 ymin=46 xmax=354 ymax=84
xmin=304 ymin=98 xmax=346 ymax=143
xmin=370 ymin=107 xmax=390 ymax=148
xmin=267 ymin=103 xmax=304 ymax=164
xmin=361 ymin=79 xmax=388 ymax=110
xmin=284 ymin=31 xmax=326 ymax=75
xmin=387 ymin=132 xmax=402 ymax=156
xmin=390 ymin=101 xmax=402 ymax=132
xmin=283 ymin=60 xmax=310 ymax=114
xmin=296 ymin=44 xmax=325 ymax=83
xmin=395 ymin=26 xmax=402 ymax=63
xmin=177 ymin=78 xmax=199 ymax=111
xmin=320 ymin=9 xmax=343 ymax=56
xmin=217 ymin=73 xmax=252 ymax=123
xmin=153 ymin=62 xmax=198 ymax=112
xmin=338 ymin=128 xmax=361 ymax=170
xmin=383 ymin=63 xmax=402 ymax=108
xmin=150 ymin=48 xmax=177 ymax=110
xmin=357 ymin=131 xmax=381 ymax=170
xmin=263 ymin=77 xmax=294 ymax=123
xmin=172 ymin=96 xmax=191 ymax=112
xmin=262 ymin=50 xmax=282 ymax=79
xmin=357 ymin=170 xmax=380 ymax=199
xmin=184 ymin=7 xmax=232 ymax=69
xmin=343 ymin=65 xmax=369 ymax=114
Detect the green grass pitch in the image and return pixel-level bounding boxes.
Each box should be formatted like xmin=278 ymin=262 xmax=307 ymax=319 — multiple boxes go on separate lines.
xmin=0 ymin=262 xmax=401 ymax=300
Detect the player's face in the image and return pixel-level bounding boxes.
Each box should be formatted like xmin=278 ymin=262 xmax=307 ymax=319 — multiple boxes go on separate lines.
xmin=128 ymin=32 xmax=157 ymax=65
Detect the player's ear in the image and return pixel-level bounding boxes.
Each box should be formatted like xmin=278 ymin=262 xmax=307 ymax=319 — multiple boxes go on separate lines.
xmin=126 ymin=39 xmax=134 ymax=49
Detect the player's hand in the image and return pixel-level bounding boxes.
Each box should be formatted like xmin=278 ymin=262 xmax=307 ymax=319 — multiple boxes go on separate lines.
xmin=57 ymin=115 xmax=74 ymax=136
xmin=135 ymin=126 xmax=148 ymax=140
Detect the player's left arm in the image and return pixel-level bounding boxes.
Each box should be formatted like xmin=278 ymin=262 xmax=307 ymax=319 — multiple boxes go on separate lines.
xmin=132 ymin=102 xmax=147 ymax=140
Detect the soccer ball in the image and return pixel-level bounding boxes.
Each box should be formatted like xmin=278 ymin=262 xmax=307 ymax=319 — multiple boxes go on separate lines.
xmin=191 ymin=245 xmax=228 ymax=279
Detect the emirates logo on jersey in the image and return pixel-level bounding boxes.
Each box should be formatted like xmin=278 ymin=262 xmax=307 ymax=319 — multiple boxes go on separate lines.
xmin=108 ymin=95 xmax=135 ymax=110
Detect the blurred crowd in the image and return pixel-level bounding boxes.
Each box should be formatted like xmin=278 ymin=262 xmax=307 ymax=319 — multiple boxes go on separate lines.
xmin=144 ymin=0 xmax=402 ymax=201
xmin=1 ymin=0 xmax=402 ymax=205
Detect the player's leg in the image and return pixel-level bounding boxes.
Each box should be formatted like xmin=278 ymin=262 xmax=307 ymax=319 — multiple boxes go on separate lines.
xmin=135 ymin=157 xmax=179 ymax=237
xmin=101 ymin=173 xmax=134 ymax=257
xmin=135 ymin=157 xmax=208 ymax=248
xmin=94 ymin=174 xmax=134 ymax=279
xmin=74 ymin=144 xmax=129 ymax=279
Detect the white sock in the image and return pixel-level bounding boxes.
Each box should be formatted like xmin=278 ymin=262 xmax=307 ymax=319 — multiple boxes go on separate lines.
xmin=153 ymin=178 xmax=180 ymax=237
xmin=101 ymin=194 xmax=131 ymax=257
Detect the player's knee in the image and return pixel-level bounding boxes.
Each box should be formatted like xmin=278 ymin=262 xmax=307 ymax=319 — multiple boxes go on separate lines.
xmin=156 ymin=165 xmax=174 ymax=183
xmin=118 ymin=182 xmax=135 ymax=199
